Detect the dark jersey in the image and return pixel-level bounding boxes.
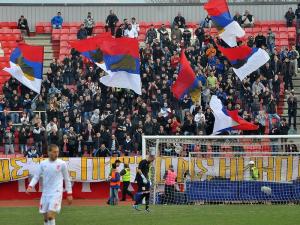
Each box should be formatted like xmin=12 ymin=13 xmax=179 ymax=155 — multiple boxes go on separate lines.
xmin=136 ymin=159 xmax=150 ymax=180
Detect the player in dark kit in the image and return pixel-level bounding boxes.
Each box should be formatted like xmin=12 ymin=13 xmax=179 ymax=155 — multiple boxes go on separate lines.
xmin=132 ymin=154 xmax=155 ymax=212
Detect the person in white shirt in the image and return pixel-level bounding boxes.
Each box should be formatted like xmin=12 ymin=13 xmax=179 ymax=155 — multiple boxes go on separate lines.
xmin=124 ymin=24 xmax=138 ymax=38
xmin=26 ymin=144 xmax=73 ymax=225
xmin=131 ymin=17 xmax=140 ymax=33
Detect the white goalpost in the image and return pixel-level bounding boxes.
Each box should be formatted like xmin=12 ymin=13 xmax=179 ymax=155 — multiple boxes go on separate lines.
xmin=142 ymin=135 xmax=300 ymax=205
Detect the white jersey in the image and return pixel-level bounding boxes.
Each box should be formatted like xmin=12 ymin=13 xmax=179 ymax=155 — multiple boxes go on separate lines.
xmin=29 ymin=159 xmax=72 ymax=196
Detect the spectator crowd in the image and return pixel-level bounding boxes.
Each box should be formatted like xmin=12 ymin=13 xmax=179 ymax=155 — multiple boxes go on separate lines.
xmin=0 ymin=7 xmax=299 ymax=157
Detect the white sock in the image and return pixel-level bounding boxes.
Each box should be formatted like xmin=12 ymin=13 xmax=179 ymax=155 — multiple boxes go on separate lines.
xmin=48 ymin=219 xmax=55 ymax=225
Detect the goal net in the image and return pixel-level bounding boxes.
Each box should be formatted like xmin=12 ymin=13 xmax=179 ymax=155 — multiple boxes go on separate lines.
xmin=142 ymin=135 xmax=300 ymax=205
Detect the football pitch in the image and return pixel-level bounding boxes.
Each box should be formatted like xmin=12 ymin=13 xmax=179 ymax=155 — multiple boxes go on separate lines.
xmin=0 ymin=205 xmax=300 ymax=225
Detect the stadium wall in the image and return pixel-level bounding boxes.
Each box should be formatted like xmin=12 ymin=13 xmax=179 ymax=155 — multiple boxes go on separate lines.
xmin=0 ymin=3 xmax=296 ymax=30
xmin=0 ymin=180 xmax=129 ymax=200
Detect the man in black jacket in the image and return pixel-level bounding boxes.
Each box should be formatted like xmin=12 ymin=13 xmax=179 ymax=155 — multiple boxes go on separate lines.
xmin=77 ymin=24 xmax=88 ymax=40
xmin=173 ymin=12 xmax=186 ymax=28
xmin=105 ymin=10 xmax=119 ymax=35
xmin=288 ymin=91 xmax=298 ymax=130
xmin=18 ymin=15 xmax=30 ymax=36
xmin=255 ymin=32 xmax=266 ymax=48
xmin=194 ymin=24 xmax=205 ymax=48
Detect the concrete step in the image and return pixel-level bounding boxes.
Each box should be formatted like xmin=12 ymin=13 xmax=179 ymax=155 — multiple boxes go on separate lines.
xmin=25 ymin=40 xmax=52 ymax=46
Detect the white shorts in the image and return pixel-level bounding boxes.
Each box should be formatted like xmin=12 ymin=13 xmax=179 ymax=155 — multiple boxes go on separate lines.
xmin=39 ymin=194 xmax=63 ymax=214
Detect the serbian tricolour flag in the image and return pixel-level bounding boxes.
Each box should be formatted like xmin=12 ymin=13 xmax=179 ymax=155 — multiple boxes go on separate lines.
xmin=171 ymin=50 xmax=201 ymax=103
xmin=210 ymin=95 xmax=258 ymax=134
xmin=218 ymin=45 xmax=270 ymax=80
xmin=70 ymin=34 xmax=141 ymax=95
xmin=97 ymin=38 xmax=141 ymax=95
xmin=204 ymin=0 xmax=245 ymax=47
xmin=70 ymin=33 xmax=112 ymax=64
xmin=3 ymin=43 xmax=43 ymax=93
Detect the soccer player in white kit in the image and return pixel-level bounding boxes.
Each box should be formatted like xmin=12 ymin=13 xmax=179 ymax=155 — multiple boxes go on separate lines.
xmin=26 ymin=144 xmax=73 ymax=225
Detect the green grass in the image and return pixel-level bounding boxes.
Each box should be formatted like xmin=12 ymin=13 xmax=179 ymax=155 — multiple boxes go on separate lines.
xmin=1 ymin=205 xmax=300 ymax=225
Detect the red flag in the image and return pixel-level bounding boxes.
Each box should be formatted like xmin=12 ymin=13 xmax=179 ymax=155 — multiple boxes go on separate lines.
xmin=218 ymin=45 xmax=252 ymax=61
xmin=204 ymin=0 xmax=230 ymax=16
xmin=171 ymin=50 xmax=196 ymax=99
xmin=69 ymin=33 xmax=112 ymax=52
xmin=100 ymin=37 xmax=140 ymax=58
xmin=227 ymin=110 xmax=258 ymax=130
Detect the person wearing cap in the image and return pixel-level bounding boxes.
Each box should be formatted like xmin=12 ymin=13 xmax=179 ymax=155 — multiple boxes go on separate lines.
xmin=133 ymin=154 xmax=155 ymax=212
xmin=247 ymin=161 xmax=259 ymax=181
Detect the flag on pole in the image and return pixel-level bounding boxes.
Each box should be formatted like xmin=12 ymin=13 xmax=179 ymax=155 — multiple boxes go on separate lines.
xmin=218 ymin=45 xmax=270 ymax=80
xmin=209 ymin=95 xmax=258 ymax=134
xmin=3 ymin=43 xmax=43 ymax=93
xmin=171 ymin=50 xmax=201 ymax=102
xmin=204 ymin=0 xmax=245 ymax=47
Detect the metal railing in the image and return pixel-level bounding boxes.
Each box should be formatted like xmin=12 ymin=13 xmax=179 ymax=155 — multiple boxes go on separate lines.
xmin=0 ymin=110 xmax=47 ymax=126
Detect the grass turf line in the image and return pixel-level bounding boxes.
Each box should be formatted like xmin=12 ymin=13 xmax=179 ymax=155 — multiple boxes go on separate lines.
xmin=0 ymin=205 xmax=299 ymax=225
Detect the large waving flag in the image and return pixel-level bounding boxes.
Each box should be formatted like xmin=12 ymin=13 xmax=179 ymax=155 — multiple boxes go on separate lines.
xmin=210 ymin=95 xmax=258 ymax=134
xmin=204 ymin=0 xmax=245 ymax=47
xmin=218 ymin=45 xmax=270 ymax=80
xmin=97 ymin=38 xmax=141 ymax=95
xmin=70 ymin=33 xmax=112 ymax=64
xmin=3 ymin=43 xmax=43 ymax=93
xmin=70 ymin=34 xmax=142 ymax=95
xmin=171 ymin=50 xmax=201 ymax=103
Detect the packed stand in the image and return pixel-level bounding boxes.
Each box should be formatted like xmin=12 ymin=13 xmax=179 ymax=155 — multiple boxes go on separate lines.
xmin=0 ymin=9 xmax=298 ymax=157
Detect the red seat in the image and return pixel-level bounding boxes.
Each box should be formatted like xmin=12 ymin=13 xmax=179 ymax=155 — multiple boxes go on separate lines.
xmin=69 ymin=34 xmax=77 ymax=40
xmin=244 ymin=28 xmax=252 ymax=33
xmin=0 ymin=29 xmax=12 ymax=34
xmin=60 ymin=48 xmax=70 ymax=54
xmin=60 ymin=34 xmax=69 ymax=41
xmin=52 ymin=29 xmax=61 ymax=34
xmin=69 ymin=22 xmax=81 ymax=28
xmin=261 ymin=27 xmax=269 ymax=32
xmin=52 ymin=34 xmax=60 ymax=41
xmin=0 ymin=22 xmax=9 ymax=28
xmin=95 ymin=22 xmax=105 ymax=28
xmin=252 ymin=27 xmax=261 ymax=33
xmin=289 ymin=33 xmax=296 ymax=40
xmin=44 ymin=27 xmax=52 ymax=33
xmin=61 ymin=29 xmax=69 ymax=34
xmin=288 ymin=27 xmax=296 ymax=32
xmin=279 ymin=33 xmax=288 ymax=39
xmin=186 ymin=22 xmax=197 ymax=28
xmin=279 ymin=27 xmax=288 ymax=32
xmin=93 ymin=28 xmax=105 ymax=34
xmin=279 ymin=40 xmax=289 ymax=47
xmin=69 ymin=28 xmax=78 ymax=34
xmin=62 ymin=22 xmax=70 ymax=28
xmin=8 ymin=22 xmax=17 ymax=29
